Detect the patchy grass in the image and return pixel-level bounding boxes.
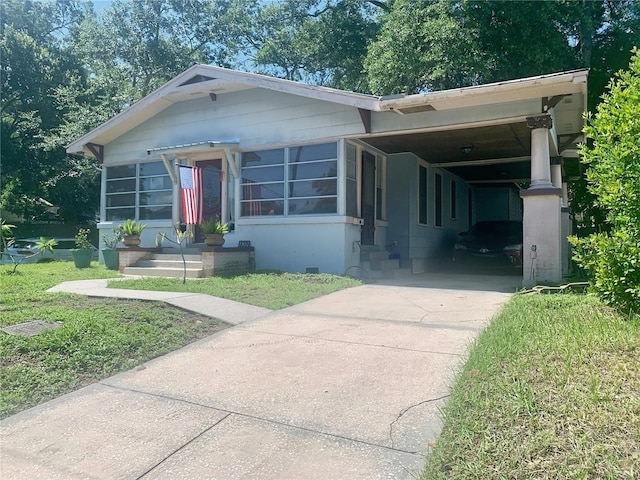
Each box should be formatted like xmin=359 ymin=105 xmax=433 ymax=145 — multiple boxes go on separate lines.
xmin=0 ymin=262 xmax=227 ymax=418
xmin=111 ymin=272 xmax=362 ymax=310
xmin=422 ymin=293 xmax=640 ymax=480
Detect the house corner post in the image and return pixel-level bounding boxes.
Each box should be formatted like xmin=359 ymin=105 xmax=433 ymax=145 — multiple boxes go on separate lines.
xmin=521 ymin=115 xmax=563 ymax=287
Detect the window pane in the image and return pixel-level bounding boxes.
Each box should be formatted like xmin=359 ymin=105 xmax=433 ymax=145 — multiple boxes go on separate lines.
xmin=290 ymin=143 xmax=337 ymax=163
xmin=241 ymin=149 xmax=284 ymax=168
xmin=106 ymin=193 xmax=135 ymax=208
xmin=289 ymin=179 xmax=336 ymax=198
xmin=106 ymin=208 xmax=135 ymax=221
xmin=140 ymin=206 xmax=172 ymax=220
xmin=241 ymin=183 xmax=284 ymax=200
xmin=289 ymin=198 xmax=337 ymax=215
xmin=241 ymin=200 xmax=284 ymax=216
xmin=289 ymin=160 xmax=337 ymax=181
xmin=347 ymin=179 xmax=357 ymax=217
xmin=140 ymin=190 xmax=172 ymax=206
xmin=139 ymin=161 xmax=166 ymax=176
xmin=241 ymin=166 xmax=284 ymax=183
xmin=140 ymin=176 xmax=172 ymax=191
xmin=346 ymin=160 xmax=356 ymax=179
xmin=107 ymin=179 xmax=136 ymax=193
xmin=106 ymin=165 xmax=135 ymax=179
xmin=419 ymin=166 xmax=427 ymax=224
xmin=346 ymin=143 xmax=357 ymax=163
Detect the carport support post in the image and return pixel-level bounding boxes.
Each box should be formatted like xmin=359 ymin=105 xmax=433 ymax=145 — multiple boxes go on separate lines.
xmin=521 ymin=115 xmax=563 ymax=287
xmin=552 ymin=160 xmax=572 ymax=276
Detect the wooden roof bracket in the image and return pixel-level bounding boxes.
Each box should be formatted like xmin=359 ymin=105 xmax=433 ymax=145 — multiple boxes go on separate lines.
xmin=86 ymin=143 xmax=104 ymax=164
xmin=358 ymin=108 xmax=372 ymax=134
xmin=542 ymin=95 xmax=567 ymax=113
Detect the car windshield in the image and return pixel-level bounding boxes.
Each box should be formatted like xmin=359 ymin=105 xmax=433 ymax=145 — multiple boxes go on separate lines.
xmin=470 ymin=221 xmax=522 ymax=237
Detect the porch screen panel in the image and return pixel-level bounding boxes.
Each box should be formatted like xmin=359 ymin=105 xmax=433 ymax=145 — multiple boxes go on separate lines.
xmin=105 ymin=165 xmax=136 ymax=221
xmin=139 ymin=161 xmax=172 ymax=220
xmin=346 ymin=143 xmax=358 ymax=217
xmin=240 ymin=149 xmax=285 ymax=216
xmin=288 ymin=143 xmax=337 ymax=216
xmin=105 ymin=161 xmax=172 ymax=221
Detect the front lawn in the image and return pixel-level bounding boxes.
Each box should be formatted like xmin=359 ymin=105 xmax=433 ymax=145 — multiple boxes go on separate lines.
xmin=0 ymin=262 xmax=228 ymax=418
xmin=111 ymin=272 xmax=361 ymax=310
xmin=0 ymin=263 xmax=360 ymax=419
xmin=423 ymin=293 xmax=640 ymax=479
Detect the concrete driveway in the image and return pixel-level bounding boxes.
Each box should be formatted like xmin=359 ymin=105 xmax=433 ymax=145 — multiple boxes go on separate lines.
xmin=1 ymin=273 xmax=518 ymax=479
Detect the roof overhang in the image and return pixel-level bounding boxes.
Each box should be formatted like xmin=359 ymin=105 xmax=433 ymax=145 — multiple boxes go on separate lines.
xmin=380 ymin=69 xmax=588 ymax=114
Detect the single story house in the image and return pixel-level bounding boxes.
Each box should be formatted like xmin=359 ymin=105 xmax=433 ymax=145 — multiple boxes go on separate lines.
xmin=67 ymin=65 xmax=587 ymax=285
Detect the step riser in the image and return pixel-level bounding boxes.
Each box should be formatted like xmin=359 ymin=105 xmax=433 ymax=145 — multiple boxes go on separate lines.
xmin=136 ymin=260 xmax=202 ymax=268
xmin=123 ymin=267 xmax=203 ymax=278
xmin=149 ymin=254 xmax=201 ymax=262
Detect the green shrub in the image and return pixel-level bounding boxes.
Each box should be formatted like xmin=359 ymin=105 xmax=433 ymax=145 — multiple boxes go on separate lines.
xmin=571 ymin=49 xmax=640 ymax=315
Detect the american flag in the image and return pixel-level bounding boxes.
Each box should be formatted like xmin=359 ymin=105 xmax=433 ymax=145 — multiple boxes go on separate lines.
xmin=179 ymin=165 xmax=203 ymax=224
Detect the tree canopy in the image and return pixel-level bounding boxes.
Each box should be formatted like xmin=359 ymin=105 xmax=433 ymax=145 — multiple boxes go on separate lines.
xmin=1 ymin=0 xmax=638 ymax=223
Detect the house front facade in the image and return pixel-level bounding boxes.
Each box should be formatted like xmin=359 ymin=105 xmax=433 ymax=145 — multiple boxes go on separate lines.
xmin=67 ymin=65 xmax=587 ymax=284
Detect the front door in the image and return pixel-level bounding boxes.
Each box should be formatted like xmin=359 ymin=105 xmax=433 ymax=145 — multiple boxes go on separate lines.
xmin=361 ymin=151 xmax=376 ymax=245
xmin=195 ymin=159 xmax=222 ymax=243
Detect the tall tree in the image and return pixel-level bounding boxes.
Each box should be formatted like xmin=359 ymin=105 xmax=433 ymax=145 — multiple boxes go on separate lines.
xmin=364 ymin=0 xmax=640 ymax=97
xmin=1 ymin=0 xmax=89 ymax=222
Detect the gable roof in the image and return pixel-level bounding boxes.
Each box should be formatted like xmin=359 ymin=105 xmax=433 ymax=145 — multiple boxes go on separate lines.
xmin=67 ymin=65 xmax=588 ymax=156
xmin=66 ymin=64 xmax=381 ymax=154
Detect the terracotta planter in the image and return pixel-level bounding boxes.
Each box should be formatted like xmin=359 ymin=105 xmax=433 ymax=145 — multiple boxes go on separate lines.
xmin=122 ymin=235 xmax=141 ymax=247
xmin=204 ymin=233 xmax=225 ymax=247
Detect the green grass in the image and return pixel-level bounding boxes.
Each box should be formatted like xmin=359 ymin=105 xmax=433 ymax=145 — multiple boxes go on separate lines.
xmin=110 ymin=272 xmax=361 ymax=310
xmin=0 ymin=262 xmax=228 ymax=418
xmin=423 ymin=293 xmax=640 ymax=480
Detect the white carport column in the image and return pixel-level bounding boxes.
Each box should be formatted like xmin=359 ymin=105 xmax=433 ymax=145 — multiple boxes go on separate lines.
xmin=521 ymin=115 xmax=563 ymax=287
xmin=551 ymin=158 xmax=571 ymax=276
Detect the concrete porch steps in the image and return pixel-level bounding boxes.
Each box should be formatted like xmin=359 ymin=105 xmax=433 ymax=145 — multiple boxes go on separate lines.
xmin=123 ymin=252 xmax=204 ymax=278
xmin=122 ymin=266 xmax=205 ymax=278
xmin=359 ymin=245 xmax=401 ymax=279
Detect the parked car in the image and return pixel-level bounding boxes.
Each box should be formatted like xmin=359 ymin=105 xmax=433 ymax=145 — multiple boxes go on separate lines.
xmin=0 ymin=237 xmax=97 ymax=264
xmin=453 ymin=221 xmax=523 ymax=268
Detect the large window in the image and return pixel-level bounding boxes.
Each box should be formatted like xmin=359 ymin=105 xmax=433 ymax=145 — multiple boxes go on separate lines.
xmin=105 ymin=161 xmax=172 ymax=221
xmin=241 ymin=142 xmax=337 ymax=217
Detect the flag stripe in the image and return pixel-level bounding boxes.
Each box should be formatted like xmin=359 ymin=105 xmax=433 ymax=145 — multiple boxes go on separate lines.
xmin=179 ymin=165 xmax=203 ymax=224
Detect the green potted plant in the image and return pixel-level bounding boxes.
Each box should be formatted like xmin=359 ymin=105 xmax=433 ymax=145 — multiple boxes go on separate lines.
xmin=199 ymin=217 xmax=228 ymax=246
xmin=102 ymin=228 xmax=123 ymax=270
xmin=120 ymin=219 xmax=146 ymax=247
xmin=71 ymin=228 xmax=94 ymax=268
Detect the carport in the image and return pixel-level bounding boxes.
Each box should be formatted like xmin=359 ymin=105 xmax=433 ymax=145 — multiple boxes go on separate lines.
xmin=356 ymin=69 xmax=587 ymax=285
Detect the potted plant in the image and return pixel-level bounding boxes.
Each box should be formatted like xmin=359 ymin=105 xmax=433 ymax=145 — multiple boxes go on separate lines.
xmin=71 ymin=228 xmax=94 ymax=268
xmin=199 ymin=217 xmax=228 ymax=246
xmin=120 ymin=219 xmax=146 ymax=247
xmin=102 ymin=228 xmax=123 ymax=270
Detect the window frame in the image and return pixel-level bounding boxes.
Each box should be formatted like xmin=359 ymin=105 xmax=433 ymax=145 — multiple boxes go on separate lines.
xmin=450 ymin=179 xmax=457 ymax=221
xmin=240 ymin=143 xmax=338 ymax=218
xmin=104 ymin=160 xmax=173 ymax=222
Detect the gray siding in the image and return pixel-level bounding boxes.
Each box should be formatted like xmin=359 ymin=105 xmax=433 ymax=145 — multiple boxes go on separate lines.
xmin=386 ymin=153 xmax=470 ymax=270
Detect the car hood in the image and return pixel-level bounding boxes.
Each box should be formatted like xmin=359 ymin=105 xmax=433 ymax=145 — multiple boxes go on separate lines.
xmin=456 ymin=234 xmax=522 ymax=249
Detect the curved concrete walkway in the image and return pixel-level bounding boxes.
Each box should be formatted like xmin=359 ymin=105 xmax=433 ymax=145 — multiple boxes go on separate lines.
xmin=1 ymin=274 xmax=519 ymax=479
